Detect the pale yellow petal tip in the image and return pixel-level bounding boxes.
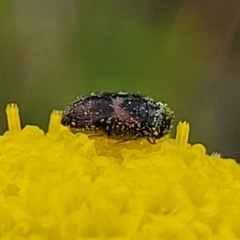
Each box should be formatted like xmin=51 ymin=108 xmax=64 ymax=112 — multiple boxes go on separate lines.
xmin=175 ymin=121 xmax=190 ymax=148
xmin=211 ymin=152 xmax=222 ymax=158
xmin=47 ymin=109 xmax=68 ymax=135
xmin=5 ymin=103 xmax=21 ymax=133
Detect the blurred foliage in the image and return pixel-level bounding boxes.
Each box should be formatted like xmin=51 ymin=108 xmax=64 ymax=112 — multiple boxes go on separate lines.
xmin=0 ymin=0 xmax=240 ymax=159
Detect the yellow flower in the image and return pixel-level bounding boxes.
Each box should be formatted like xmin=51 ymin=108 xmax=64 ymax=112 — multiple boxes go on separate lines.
xmin=0 ymin=103 xmax=240 ymax=240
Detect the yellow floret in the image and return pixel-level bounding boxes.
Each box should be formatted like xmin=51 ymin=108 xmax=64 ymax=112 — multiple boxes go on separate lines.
xmin=0 ymin=103 xmax=240 ymax=240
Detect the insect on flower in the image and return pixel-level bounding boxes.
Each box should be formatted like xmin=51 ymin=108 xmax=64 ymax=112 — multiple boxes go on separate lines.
xmin=61 ymin=92 xmax=174 ymax=144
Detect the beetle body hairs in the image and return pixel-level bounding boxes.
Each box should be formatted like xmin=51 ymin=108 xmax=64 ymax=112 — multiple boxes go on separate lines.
xmin=61 ymin=92 xmax=174 ymax=144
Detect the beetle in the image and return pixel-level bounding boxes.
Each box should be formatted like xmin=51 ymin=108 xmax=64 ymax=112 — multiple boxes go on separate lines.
xmin=61 ymin=92 xmax=174 ymax=144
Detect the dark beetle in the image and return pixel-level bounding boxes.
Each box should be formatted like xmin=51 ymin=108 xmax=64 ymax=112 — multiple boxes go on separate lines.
xmin=61 ymin=92 xmax=174 ymax=144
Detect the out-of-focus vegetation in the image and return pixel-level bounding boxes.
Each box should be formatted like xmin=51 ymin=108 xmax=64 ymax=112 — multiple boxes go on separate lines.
xmin=0 ymin=0 xmax=240 ymax=159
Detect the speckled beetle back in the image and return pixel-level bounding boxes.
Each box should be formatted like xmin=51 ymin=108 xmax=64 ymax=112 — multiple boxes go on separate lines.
xmin=61 ymin=92 xmax=174 ymax=143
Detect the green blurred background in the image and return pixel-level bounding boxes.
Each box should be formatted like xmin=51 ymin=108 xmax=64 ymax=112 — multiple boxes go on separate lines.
xmin=0 ymin=0 xmax=240 ymax=160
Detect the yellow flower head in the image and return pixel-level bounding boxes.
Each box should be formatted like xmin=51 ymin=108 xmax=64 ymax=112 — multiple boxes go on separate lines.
xmin=0 ymin=103 xmax=240 ymax=240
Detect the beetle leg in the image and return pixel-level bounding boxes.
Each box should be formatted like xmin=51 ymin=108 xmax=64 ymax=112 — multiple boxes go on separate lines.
xmin=147 ymin=137 xmax=156 ymax=144
xmin=88 ymin=134 xmax=103 ymax=138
